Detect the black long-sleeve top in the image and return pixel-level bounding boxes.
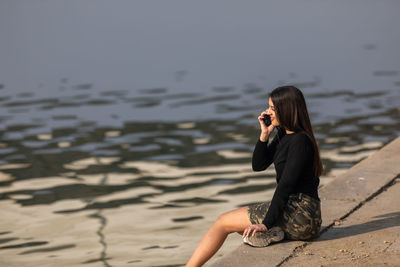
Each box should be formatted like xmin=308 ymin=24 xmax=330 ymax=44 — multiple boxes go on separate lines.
xmin=252 ymin=131 xmax=320 ymax=229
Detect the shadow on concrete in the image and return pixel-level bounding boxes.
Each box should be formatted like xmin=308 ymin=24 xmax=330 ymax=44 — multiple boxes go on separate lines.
xmin=315 ymin=211 xmax=400 ymax=242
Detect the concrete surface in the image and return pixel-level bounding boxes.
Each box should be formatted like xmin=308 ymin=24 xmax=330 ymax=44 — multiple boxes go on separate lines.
xmin=281 ymin=180 xmax=400 ymax=267
xmin=209 ymin=137 xmax=400 ymax=267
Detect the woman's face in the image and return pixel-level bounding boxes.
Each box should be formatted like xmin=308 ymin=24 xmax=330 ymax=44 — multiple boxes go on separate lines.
xmin=266 ymin=97 xmax=280 ymax=127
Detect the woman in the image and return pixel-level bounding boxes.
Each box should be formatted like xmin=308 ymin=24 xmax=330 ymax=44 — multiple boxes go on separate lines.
xmin=186 ymin=86 xmax=322 ymax=267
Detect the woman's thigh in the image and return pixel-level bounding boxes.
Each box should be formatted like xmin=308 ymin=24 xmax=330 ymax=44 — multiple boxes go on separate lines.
xmin=216 ymin=206 xmax=253 ymax=234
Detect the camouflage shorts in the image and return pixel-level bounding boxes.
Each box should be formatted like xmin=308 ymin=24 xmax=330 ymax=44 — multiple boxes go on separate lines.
xmin=248 ymin=193 xmax=322 ymax=240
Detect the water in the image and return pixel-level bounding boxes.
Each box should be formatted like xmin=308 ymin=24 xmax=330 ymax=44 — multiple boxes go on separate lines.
xmin=0 ymin=1 xmax=400 ymax=266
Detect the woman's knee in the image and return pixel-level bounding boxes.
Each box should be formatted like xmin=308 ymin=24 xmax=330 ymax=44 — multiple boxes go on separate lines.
xmin=214 ymin=212 xmax=228 ymax=227
xmin=211 ymin=212 xmax=231 ymax=234
xmin=213 ymin=207 xmax=250 ymax=233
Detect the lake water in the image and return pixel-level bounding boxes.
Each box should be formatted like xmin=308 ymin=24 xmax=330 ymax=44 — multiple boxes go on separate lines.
xmin=0 ymin=1 xmax=400 ymax=266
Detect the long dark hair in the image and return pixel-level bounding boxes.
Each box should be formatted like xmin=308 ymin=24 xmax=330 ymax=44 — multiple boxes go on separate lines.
xmin=270 ymin=86 xmax=323 ymax=177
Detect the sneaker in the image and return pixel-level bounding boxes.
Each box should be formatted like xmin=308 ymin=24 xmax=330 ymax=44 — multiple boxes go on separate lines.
xmin=243 ymin=227 xmax=284 ymax=247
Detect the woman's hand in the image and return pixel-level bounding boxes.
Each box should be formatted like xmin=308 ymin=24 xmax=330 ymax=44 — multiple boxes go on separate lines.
xmin=258 ymin=111 xmax=275 ymax=142
xmin=242 ymin=224 xmax=268 ymax=238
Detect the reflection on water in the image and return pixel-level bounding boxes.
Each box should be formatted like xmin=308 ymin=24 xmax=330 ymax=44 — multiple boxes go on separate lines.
xmin=1 ymin=1 xmax=400 ymax=266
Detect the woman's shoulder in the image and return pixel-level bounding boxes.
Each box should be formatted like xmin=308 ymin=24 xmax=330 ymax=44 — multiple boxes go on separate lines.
xmin=287 ymin=132 xmax=313 ymax=147
xmin=287 ymin=132 xmax=309 ymax=140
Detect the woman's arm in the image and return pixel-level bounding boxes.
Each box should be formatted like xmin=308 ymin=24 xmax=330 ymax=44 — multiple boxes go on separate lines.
xmin=252 ymin=135 xmax=279 ymax=171
xmin=252 ymin=110 xmax=280 ymax=171
xmin=262 ymin=134 xmax=313 ymax=228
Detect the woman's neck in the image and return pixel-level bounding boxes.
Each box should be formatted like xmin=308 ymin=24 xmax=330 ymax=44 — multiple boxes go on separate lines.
xmin=285 ymin=129 xmax=295 ymax=134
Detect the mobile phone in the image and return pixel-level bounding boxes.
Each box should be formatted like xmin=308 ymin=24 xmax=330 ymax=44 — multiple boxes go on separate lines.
xmin=263 ymin=114 xmax=271 ymax=126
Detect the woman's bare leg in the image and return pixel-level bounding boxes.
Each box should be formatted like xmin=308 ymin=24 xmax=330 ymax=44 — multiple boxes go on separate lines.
xmin=186 ymin=206 xmax=252 ymax=267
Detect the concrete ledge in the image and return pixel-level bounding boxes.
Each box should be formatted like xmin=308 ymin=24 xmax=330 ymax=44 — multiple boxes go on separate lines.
xmin=209 ymin=137 xmax=400 ymax=267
